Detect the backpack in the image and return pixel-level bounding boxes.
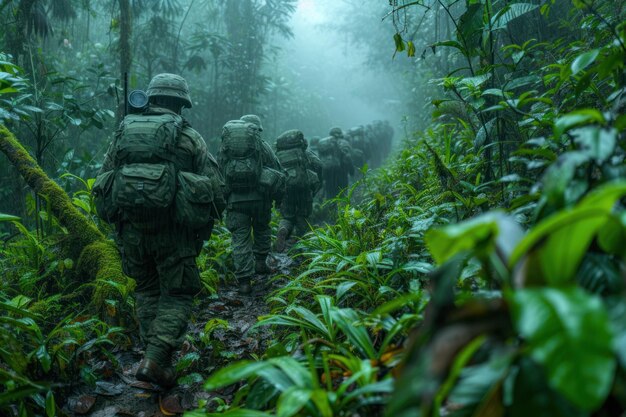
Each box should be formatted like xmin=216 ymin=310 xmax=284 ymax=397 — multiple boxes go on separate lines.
xmin=220 ymin=120 xmax=263 ymax=192
xmin=275 ymin=130 xmax=310 ymax=191
xmin=108 ymin=113 xmax=182 ymax=225
xmin=94 ymin=112 xmax=222 ymax=230
xmin=317 ymin=136 xmax=341 ymax=172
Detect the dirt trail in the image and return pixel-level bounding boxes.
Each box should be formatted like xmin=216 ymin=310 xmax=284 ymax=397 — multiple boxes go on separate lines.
xmin=64 ymin=253 xmax=294 ymax=417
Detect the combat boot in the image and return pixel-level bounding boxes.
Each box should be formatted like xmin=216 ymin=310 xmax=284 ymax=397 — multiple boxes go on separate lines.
xmin=255 ymin=257 xmax=271 ymax=274
xmin=274 ymin=227 xmax=289 ymax=252
xmin=136 ymin=358 xmax=177 ymax=388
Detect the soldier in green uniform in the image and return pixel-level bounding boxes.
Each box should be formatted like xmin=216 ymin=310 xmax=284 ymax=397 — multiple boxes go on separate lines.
xmin=317 ymin=127 xmax=354 ymax=199
xmin=97 ymin=73 xmax=224 ymax=387
xmin=219 ymin=114 xmax=282 ymax=294
xmin=273 ymin=129 xmax=322 ymax=252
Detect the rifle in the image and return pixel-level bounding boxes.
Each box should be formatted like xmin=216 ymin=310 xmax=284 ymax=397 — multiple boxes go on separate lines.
xmin=123 ymin=72 xmax=149 ymax=115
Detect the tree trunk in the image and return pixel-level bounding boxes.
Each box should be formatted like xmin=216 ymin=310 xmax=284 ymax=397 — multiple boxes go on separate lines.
xmin=0 ymin=123 xmax=133 ymax=312
xmin=117 ymin=0 xmax=132 ymax=124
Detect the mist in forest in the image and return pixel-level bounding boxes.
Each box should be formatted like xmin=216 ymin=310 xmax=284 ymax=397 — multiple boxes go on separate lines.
xmin=273 ymin=0 xmax=402 ymax=139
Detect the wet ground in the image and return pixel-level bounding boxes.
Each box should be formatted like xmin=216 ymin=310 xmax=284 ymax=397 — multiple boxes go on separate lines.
xmin=64 ymin=252 xmax=294 ymax=416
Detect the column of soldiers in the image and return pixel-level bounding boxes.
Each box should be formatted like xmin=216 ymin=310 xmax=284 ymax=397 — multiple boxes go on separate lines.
xmin=94 ymin=73 xmax=394 ymax=389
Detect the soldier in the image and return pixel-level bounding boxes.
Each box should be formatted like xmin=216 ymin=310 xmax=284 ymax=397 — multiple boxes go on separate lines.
xmin=95 ymin=73 xmax=224 ymax=387
xmin=317 ymin=127 xmax=354 ymax=199
xmin=346 ymin=125 xmax=370 ymax=179
xmin=219 ymin=114 xmax=283 ymax=294
xmin=274 ymin=129 xmax=322 ymax=252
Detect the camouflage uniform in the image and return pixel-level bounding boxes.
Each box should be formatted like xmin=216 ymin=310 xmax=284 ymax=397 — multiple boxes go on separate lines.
xmin=275 ymin=134 xmax=323 ymax=251
xmin=102 ymin=106 xmax=219 ymax=366
xmin=346 ymin=125 xmax=370 ymax=179
xmin=101 ymin=96 xmax=220 ymax=371
xmin=221 ymin=115 xmax=281 ymax=286
xmin=319 ymin=128 xmax=354 ymax=199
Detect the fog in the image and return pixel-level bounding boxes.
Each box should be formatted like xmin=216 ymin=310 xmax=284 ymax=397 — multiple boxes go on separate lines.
xmin=267 ymin=0 xmax=405 ymax=140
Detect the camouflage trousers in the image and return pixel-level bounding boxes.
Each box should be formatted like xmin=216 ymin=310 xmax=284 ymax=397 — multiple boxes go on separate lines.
xmin=120 ymin=224 xmax=201 ymax=366
xmin=279 ymin=194 xmax=313 ymax=239
xmin=225 ymin=201 xmax=272 ymax=279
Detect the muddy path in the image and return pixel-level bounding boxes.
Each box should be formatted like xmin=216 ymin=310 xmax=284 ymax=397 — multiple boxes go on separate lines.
xmin=64 ymin=253 xmax=295 ymax=417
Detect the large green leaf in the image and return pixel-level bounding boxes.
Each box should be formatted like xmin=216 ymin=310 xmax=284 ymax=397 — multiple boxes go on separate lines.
xmin=0 ymin=212 xmax=20 ymax=222
xmin=510 ymin=182 xmax=626 ymax=285
xmin=573 ymin=127 xmax=616 ymax=164
xmin=511 ymin=287 xmax=616 ymax=410
xmin=554 ymin=109 xmax=605 ymax=139
xmin=491 ymin=3 xmax=539 ymax=30
xmin=425 ymin=211 xmax=508 ymax=265
xmin=204 ymin=361 xmax=271 ymax=390
xmin=571 ymin=49 xmax=599 ymax=75
xmin=330 ymin=308 xmax=376 ymax=359
xmin=277 ymin=387 xmax=313 ymax=417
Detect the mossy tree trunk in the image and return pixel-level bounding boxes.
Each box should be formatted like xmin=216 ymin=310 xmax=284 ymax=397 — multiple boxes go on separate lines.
xmin=0 ymin=123 xmax=133 ymax=312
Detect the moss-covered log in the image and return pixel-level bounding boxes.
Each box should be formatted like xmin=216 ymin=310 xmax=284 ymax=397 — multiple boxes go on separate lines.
xmin=0 ymin=123 xmax=133 ymax=310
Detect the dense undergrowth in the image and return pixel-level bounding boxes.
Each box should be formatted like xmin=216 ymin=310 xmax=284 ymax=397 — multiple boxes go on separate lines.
xmin=1 ymin=0 xmax=625 ymax=416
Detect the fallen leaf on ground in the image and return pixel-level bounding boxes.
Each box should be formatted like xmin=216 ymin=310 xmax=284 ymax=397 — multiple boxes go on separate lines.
xmin=67 ymin=394 xmax=96 ymax=414
xmin=94 ymin=381 xmax=124 ymax=396
xmin=90 ymin=406 xmax=118 ymax=417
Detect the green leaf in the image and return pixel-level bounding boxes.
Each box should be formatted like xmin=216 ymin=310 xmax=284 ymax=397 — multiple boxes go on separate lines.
xmin=491 ymin=3 xmax=539 ymax=30
xmin=425 ymin=211 xmax=505 ymax=265
xmin=204 ymin=361 xmax=271 ymax=390
xmin=203 ymin=409 xmax=273 ymax=417
xmin=571 ymin=49 xmax=599 ymax=75
xmin=277 ymin=387 xmax=312 ymax=417
xmin=554 ymin=109 xmax=605 ymax=138
xmin=510 ymin=182 xmax=626 ymax=284
xmin=0 ymin=212 xmax=20 ymax=222
xmin=510 ymin=287 xmax=616 ymax=410
xmin=407 ymin=41 xmax=416 ymax=57
xmin=45 ymin=390 xmax=55 ymax=417
xmin=573 ymin=127 xmax=616 ymax=164
xmin=36 ymin=345 xmax=51 ymax=373
xmin=331 ymin=308 xmax=376 ymax=359
xmin=393 ymin=33 xmax=405 ymax=52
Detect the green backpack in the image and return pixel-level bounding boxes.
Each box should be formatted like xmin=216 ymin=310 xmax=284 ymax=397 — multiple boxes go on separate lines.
xmin=276 ymin=129 xmax=310 ymax=191
xmin=113 ymin=113 xmax=181 ymax=216
xmin=317 ymin=136 xmax=341 ymax=172
xmin=220 ymin=120 xmax=263 ymax=192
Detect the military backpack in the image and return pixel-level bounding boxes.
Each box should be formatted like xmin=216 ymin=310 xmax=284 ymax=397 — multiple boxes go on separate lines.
xmin=317 ymin=136 xmax=342 ymax=172
xmin=93 ymin=112 xmax=222 ymax=230
xmin=220 ymin=120 xmax=263 ymax=193
xmin=275 ymin=130 xmax=312 ymax=191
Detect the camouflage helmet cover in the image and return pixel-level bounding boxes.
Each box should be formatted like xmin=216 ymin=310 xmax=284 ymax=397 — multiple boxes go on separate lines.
xmin=240 ymin=114 xmax=263 ymax=131
xmin=147 ymin=73 xmax=192 ymax=108
xmin=329 ymin=127 xmax=343 ymax=137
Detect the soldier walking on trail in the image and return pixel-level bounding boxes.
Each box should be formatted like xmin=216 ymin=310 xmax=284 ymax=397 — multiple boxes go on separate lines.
xmin=273 ymin=129 xmax=322 ymax=252
xmin=219 ymin=114 xmax=284 ymax=295
xmin=317 ymin=127 xmax=354 ymax=199
xmin=93 ymin=73 xmax=225 ymax=388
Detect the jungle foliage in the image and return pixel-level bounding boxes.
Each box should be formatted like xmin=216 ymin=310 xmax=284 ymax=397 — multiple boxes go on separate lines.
xmin=0 ymin=0 xmax=625 ymax=416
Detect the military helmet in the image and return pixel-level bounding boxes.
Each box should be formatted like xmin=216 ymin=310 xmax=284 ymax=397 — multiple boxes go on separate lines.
xmin=329 ymin=127 xmax=343 ymax=138
xmin=147 ymin=73 xmax=192 ymax=108
xmin=240 ymin=114 xmax=263 ymax=131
